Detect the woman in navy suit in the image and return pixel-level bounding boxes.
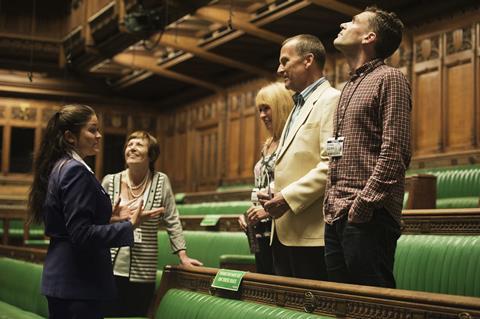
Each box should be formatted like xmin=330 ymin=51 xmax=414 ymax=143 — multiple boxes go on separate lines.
xmin=28 ymin=104 xmax=161 ymax=319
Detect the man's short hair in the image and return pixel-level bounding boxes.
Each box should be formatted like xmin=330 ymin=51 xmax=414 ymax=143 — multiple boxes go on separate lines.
xmin=283 ymin=34 xmax=326 ymax=69
xmin=365 ymin=6 xmax=404 ymax=59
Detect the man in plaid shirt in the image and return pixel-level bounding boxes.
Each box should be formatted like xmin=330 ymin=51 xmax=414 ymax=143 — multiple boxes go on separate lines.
xmin=323 ymin=7 xmax=411 ymax=288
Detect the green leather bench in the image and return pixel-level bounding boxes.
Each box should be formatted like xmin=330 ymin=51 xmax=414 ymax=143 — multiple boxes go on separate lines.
xmin=157 ymin=230 xmax=251 ymax=270
xmin=0 ymin=257 xmax=328 ymax=319
xmin=8 ymin=220 xmax=45 ymax=239
xmin=407 ymin=165 xmax=480 ymax=208
xmin=394 ymin=234 xmax=480 ymax=297
xmin=0 ymin=219 xmax=45 ymax=246
xmin=155 ymin=289 xmax=330 ymax=319
xmin=156 ymin=230 xmax=480 ymax=298
xmin=158 ymin=232 xmax=480 ymax=298
xmin=176 ymin=201 xmax=251 ymax=216
xmin=0 ymin=257 xmax=48 ymax=319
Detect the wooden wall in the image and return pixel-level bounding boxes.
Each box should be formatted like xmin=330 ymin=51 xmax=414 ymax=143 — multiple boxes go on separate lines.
xmin=159 ymin=79 xmax=269 ymax=192
xmin=0 ymin=96 xmax=160 ymax=192
xmin=159 ymin=11 xmax=480 ymax=192
xmin=0 ymin=10 xmax=479 ymax=193
xmin=408 ymin=14 xmax=480 ymax=168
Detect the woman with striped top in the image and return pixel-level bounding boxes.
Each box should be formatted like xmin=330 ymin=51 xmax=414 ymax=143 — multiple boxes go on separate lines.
xmin=102 ymin=131 xmax=202 ymax=317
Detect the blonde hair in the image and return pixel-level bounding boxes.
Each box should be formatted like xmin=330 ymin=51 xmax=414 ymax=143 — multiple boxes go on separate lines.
xmin=255 ymin=82 xmax=294 ymax=143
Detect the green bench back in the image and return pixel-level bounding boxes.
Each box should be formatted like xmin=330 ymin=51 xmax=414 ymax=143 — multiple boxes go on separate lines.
xmin=155 ymin=289 xmax=331 ymax=319
xmin=176 ymin=201 xmax=251 ymax=216
xmin=407 ymin=165 xmax=480 ymax=208
xmin=157 ymin=230 xmax=251 ymax=270
xmin=0 ymin=257 xmax=48 ymax=318
xmin=394 ymin=235 xmax=480 ymax=297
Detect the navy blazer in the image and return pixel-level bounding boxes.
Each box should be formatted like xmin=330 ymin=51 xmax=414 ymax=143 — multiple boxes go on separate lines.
xmin=41 ymin=157 xmax=134 ymax=300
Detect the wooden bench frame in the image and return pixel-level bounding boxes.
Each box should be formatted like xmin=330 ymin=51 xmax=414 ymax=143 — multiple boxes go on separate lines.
xmin=0 ymin=244 xmax=46 ymax=263
xmin=176 ymin=208 xmax=480 ymax=234
xmin=181 ymin=189 xmax=251 ymax=204
xmin=402 ymin=208 xmax=480 ymax=235
xmin=153 ymin=265 xmax=480 ymax=319
xmin=0 ymin=206 xmax=29 ymax=245
xmin=1 ymin=209 xmax=479 ymax=265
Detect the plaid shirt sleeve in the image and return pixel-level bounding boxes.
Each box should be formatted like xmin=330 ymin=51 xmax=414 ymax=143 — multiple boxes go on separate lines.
xmin=348 ymin=69 xmax=412 ymax=223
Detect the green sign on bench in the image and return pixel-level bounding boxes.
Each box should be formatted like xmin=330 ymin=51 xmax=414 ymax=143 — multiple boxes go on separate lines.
xmin=211 ymin=269 xmax=247 ymax=291
xmin=200 ymin=214 xmax=220 ymax=227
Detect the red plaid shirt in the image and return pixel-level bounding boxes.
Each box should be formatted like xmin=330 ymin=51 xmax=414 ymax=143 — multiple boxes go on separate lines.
xmin=324 ymin=59 xmax=411 ymax=225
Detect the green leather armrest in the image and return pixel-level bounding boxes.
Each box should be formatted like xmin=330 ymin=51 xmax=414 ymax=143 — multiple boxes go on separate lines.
xmin=219 ymin=254 xmax=255 ymax=265
xmin=177 ymin=201 xmax=251 ymax=216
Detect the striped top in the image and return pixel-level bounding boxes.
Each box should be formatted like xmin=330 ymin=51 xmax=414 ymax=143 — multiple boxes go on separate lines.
xmin=102 ymin=171 xmax=186 ymax=282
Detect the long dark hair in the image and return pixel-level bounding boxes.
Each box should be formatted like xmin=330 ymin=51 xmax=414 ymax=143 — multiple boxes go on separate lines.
xmin=28 ymin=104 xmax=96 ymax=224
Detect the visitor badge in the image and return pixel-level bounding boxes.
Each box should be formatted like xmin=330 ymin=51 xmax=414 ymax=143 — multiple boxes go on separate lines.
xmin=134 ymin=228 xmax=142 ymax=243
xmin=326 ymin=136 xmax=344 ymax=158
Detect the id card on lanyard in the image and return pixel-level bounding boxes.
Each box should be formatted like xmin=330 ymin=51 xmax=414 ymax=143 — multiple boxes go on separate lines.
xmin=326 ymin=137 xmax=345 ymax=158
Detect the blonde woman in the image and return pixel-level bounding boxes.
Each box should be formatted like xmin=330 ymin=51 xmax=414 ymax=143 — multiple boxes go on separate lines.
xmin=239 ymin=82 xmax=293 ymax=274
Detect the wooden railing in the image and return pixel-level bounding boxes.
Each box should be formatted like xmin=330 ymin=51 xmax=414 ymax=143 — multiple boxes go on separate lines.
xmin=153 ymin=265 xmax=480 ymax=319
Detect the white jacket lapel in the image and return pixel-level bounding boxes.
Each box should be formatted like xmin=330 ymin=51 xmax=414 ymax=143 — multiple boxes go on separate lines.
xmin=276 ymin=81 xmax=330 ymax=162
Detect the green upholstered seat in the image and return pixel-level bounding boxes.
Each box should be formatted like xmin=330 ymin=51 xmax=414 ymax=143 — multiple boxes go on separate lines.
xmin=2 ymin=220 xmax=45 ymax=240
xmin=174 ymin=193 xmax=185 ymax=204
xmin=157 ymin=230 xmax=251 ymax=270
xmin=176 ymin=201 xmax=251 ymax=216
xmin=394 ymin=235 xmax=480 ymax=297
xmin=219 ymin=254 xmax=256 ymax=265
xmin=154 ymin=289 xmax=331 ymax=319
xmin=0 ymin=257 xmax=48 ymax=318
xmin=406 ymin=165 xmax=480 ymax=209
xmin=0 ymin=301 xmax=44 ymax=319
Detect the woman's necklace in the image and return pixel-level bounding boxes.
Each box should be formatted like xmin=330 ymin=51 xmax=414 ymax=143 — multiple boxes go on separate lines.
xmin=126 ymin=169 xmax=150 ymax=199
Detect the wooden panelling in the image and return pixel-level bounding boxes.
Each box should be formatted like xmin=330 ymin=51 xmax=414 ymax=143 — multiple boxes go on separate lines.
xmin=194 ymin=125 xmax=218 ymax=191
xmin=413 ymin=34 xmax=443 ymax=156
xmin=241 ymin=111 xmax=256 ymax=178
xmin=444 ymin=25 xmax=475 ymax=151
xmin=223 ymin=80 xmax=267 ymax=186
xmin=476 ymin=22 xmax=480 ymax=148
xmin=1 ymin=11 xmax=480 ymax=191
xmin=226 ymin=116 xmax=241 ymax=179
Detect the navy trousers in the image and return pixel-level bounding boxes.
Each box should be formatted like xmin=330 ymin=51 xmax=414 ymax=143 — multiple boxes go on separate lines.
xmin=47 ymin=296 xmax=103 ymax=319
xmin=324 ymin=208 xmax=401 ymax=288
xmin=272 ymin=232 xmax=327 ymax=280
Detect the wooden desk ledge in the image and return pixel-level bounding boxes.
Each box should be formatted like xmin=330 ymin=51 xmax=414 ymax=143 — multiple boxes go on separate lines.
xmin=0 ymin=244 xmax=46 ymax=263
xmin=402 ymin=208 xmax=480 ymax=235
xmin=154 ymin=265 xmax=480 ymax=319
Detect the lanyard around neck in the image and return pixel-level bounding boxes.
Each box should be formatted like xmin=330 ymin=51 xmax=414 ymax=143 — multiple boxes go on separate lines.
xmin=335 ymin=73 xmax=368 ymax=139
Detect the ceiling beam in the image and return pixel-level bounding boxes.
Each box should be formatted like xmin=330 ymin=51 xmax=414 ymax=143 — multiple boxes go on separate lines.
xmin=112 ymin=1 xmax=308 ymax=89
xmin=309 ymin=0 xmax=361 ymax=17
xmin=195 ymin=6 xmax=285 ymax=44
xmin=112 ymin=53 xmax=223 ymax=92
xmin=159 ymin=33 xmax=274 ymax=79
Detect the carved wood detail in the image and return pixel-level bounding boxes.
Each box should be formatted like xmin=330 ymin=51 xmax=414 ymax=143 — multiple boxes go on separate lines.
xmin=132 ymin=114 xmax=156 ymax=132
xmin=0 ymin=105 xmax=6 ymax=119
xmin=446 ymin=26 xmax=473 ymax=55
xmin=401 ymin=209 xmax=480 ymax=235
xmin=0 ymin=37 xmax=59 ymax=62
xmin=415 ymin=35 xmax=440 ymax=62
xmin=103 ymin=112 xmax=127 ymax=129
xmin=41 ymin=108 xmax=58 ymax=123
xmin=157 ymin=266 xmax=480 ymax=319
xmin=11 ymin=105 xmax=37 ymax=122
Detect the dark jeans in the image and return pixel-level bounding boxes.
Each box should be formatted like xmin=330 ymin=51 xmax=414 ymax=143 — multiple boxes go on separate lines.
xmin=103 ymin=276 xmax=155 ymax=317
xmin=255 ymin=236 xmax=274 ymax=275
xmin=47 ymin=296 xmax=103 ymax=319
xmin=272 ymin=232 xmax=327 ymax=280
xmin=325 ymin=208 xmax=401 ymax=288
